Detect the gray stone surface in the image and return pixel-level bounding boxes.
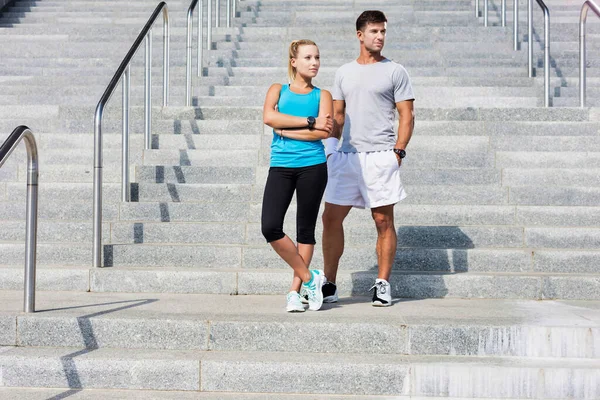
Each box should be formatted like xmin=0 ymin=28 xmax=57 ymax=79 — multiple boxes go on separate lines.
xmin=209 ymin=321 xmax=407 ymax=354
xmin=110 ymin=222 xmax=245 ymax=244
xmin=0 ymin=244 xmax=90 ymax=266
xmin=517 ymin=206 xmax=600 ymax=226
xmin=0 ymin=389 xmax=466 ymax=400
xmin=0 ymin=267 xmax=89 ymax=291
xmin=242 ymin=246 xmax=533 ymax=273
xmin=91 ymin=268 xmax=237 ymax=294
xmin=0 ymin=201 xmax=119 ymax=221
xmin=0 ymin=347 xmax=200 ymax=390
xmin=135 ymin=165 xmax=255 ymax=184
xmin=503 ymin=168 xmax=600 ymax=187
xmin=17 ymin=316 xmax=208 ymax=350
xmin=510 ymin=186 xmax=600 ymax=206
xmin=237 ymin=270 xmax=543 ymax=299
xmin=0 ymin=315 xmax=16 ymax=346
xmin=534 ymin=250 xmax=600 ymax=273
xmin=136 ymin=182 xmax=253 ymax=203
xmin=118 ymin=202 xmax=249 ymax=223
xmin=200 ymin=352 xmax=409 ymax=395
xmin=543 ymin=276 xmax=600 ymax=300
xmin=1 ymin=290 xmax=599 ymax=357
xmin=527 ymin=228 xmax=600 ymax=249
xmin=106 ymin=244 xmax=241 ymax=268
xmin=409 ymin=324 xmax=600 ymax=358
xmin=0 ymin=221 xmax=110 ymax=243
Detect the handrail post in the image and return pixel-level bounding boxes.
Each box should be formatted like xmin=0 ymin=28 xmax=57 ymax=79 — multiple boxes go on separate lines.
xmin=23 ymin=129 xmax=38 ymax=313
xmin=186 ymin=2 xmax=194 ymax=106
xmin=186 ymin=0 xmax=203 ymax=106
xmin=542 ymin=0 xmax=550 ymax=107
xmin=208 ymin=0 xmax=212 ymax=52
xmin=122 ymin=66 xmax=131 ymax=202
xmin=502 ymin=0 xmax=506 ymax=26
xmin=528 ymin=0 xmax=550 ymax=107
xmin=227 ymin=0 xmax=231 ymax=27
xmin=198 ymin=0 xmax=203 ymax=77
xmin=216 ymin=0 xmax=220 ymax=27
xmin=476 ymin=0 xmax=479 ymax=18
xmin=93 ymin=105 xmax=103 ymax=268
xmin=145 ymin=30 xmax=152 ymax=150
xmin=580 ymin=1 xmax=600 ymax=107
xmin=1 ymin=126 xmax=40 ymax=313
xmin=514 ymin=0 xmax=519 ymax=50
xmin=163 ymin=6 xmax=170 ymax=107
xmin=484 ymin=0 xmax=488 ymax=26
xmin=528 ymin=0 xmax=533 ymax=77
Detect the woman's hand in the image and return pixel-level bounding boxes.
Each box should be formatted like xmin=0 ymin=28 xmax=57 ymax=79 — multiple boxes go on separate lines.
xmin=315 ymin=114 xmax=333 ymax=133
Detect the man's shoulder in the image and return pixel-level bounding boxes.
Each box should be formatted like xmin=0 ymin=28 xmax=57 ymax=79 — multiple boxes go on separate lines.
xmin=382 ymin=59 xmax=409 ymax=72
xmin=335 ymin=60 xmax=358 ymax=73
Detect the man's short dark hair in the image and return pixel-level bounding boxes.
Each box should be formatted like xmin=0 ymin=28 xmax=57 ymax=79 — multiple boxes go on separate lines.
xmin=356 ymin=10 xmax=387 ymax=32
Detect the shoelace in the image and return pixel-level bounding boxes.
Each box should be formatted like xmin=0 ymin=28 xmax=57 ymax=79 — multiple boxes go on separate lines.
xmin=370 ymin=281 xmax=388 ymax=294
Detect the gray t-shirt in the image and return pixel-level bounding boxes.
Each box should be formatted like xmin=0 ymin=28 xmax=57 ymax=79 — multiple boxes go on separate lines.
xmin=332 ymin=58 xmax=415 ymax=153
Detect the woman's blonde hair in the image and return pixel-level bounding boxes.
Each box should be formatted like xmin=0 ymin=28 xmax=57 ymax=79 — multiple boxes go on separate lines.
xmin=288 ymin=39 xmax=317 ymax=83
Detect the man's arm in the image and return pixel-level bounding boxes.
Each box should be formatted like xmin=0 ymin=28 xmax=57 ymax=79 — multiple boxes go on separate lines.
xmin=323 ymin=100 xmax=345 ymax=157
xmin=332 ymin=100 xmax=345 ymax=140
xmin=395 ymin=100 xmax=414 ymax=165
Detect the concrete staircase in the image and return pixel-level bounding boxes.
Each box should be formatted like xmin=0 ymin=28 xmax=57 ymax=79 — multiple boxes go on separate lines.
xmin=1 ymin=0 xmax=599 ymax=397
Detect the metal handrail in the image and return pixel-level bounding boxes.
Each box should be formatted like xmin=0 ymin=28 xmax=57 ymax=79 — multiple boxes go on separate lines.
xmin=93 ymin=2 xmax=170 ymax=268
xmin=514 ymin=0 xmax=519 ymax=50
xmin=187 ymin=0 xmax=205 ymax=106
xmin=580 ymin=0 xmax=600 ymax=107
xmin=0 ymin=126 xmax=38 ymax=313
xmin=186 ymin=0 xmax=236 ymax=106
xmin=482 ymin=0 xmax=506 ymax=27
xmin=528 ymin=0 xmax=550 ymax=107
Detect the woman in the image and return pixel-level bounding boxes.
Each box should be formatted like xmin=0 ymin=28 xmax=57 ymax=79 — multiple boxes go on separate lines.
xmin=262 ymin=39 xmax=334 ymax=312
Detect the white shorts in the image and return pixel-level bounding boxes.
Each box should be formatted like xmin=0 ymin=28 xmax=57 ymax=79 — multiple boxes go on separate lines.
xmin=324 ymin=150 xmax=407 ymax=209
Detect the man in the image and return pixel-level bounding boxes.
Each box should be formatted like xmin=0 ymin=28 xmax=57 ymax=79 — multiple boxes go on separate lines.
xmin=321 ymin=10 xmax=415 ymax=306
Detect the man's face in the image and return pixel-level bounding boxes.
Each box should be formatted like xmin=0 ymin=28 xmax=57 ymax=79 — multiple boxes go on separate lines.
xmin=358 ymin=22 xmax=386 ymax=52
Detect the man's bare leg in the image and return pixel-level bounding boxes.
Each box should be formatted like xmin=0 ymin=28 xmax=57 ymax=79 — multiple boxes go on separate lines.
xmin=371 ymin=204 xmax=396 ymax=281
xmin=322 ymin=203 xmax=352 ymax=283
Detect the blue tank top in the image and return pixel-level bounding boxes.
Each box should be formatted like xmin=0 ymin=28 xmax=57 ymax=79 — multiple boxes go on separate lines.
xmin=270 ymin=85 xmax=326 ymax=168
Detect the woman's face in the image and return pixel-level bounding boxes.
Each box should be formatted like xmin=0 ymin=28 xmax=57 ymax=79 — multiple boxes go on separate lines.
xmin=291 ymin=44 xmax=320 ymax=79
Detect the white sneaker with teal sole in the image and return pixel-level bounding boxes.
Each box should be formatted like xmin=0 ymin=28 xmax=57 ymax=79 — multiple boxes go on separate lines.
xmin=286 ymin=291 xmax=305 ymax=312
xmin=302 ymin=269 xmax=326 ymax=311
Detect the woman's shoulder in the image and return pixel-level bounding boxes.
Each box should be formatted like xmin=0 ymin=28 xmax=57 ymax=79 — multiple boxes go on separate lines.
xmin=267 ymin=83 xmax=285 ymax=93
xmin=317 ymin=88 xmax=332 ymax=98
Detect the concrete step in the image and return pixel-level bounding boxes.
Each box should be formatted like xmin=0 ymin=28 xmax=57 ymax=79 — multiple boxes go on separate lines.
xmin=503 ymin=168 xmax=600 ymax=186
xmin=1 ymin=259 xmax=599 ymax=297
xmin=497 ymin=151 xmax=600 ymax=168
xmin=0 ymin=389 xmax=469 ymax=400
xmin=133 ymin=165 xmax=501 ymax=185
xmin=0 ymin=291 xmax=598 ymax=358
xmin=0 ymin=346 xmax=598 ymax=395
xmin=133 ymin=183 xmax=508 ymax=204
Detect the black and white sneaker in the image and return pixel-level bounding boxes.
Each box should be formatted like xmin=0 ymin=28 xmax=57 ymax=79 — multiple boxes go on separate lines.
xmin=301 ymin=281 xmax=338 ymax=303
xmin=370 ymin=279 xmax=392 ymax=307
xmin=322 ymin=282 xmax=338 ymax=303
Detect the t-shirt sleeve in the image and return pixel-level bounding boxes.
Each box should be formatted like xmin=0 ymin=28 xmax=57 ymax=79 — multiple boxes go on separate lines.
xmin=331 ymin=67 xmax=344 ymax=101
xmin=394 ymin=65 xmax=415 ymax=103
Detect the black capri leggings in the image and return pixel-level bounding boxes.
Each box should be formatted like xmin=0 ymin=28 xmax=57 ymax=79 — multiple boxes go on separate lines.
xmin=261 ymin=162 xmax=328 ymax=244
